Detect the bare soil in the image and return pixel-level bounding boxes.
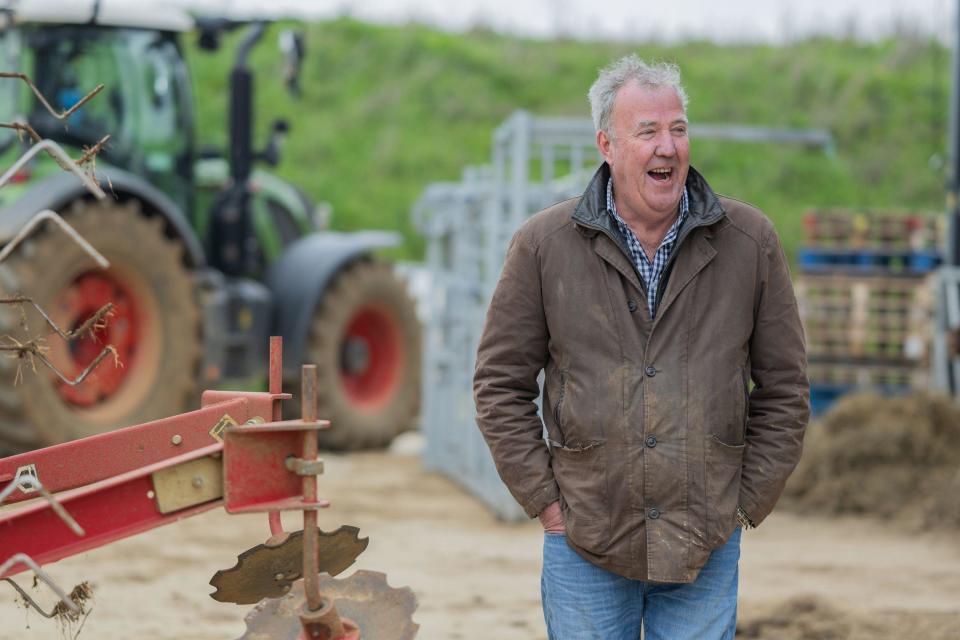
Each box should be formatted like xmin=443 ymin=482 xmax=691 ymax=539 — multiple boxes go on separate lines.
xmin=1 ymin=435 xmax=959 ymax=639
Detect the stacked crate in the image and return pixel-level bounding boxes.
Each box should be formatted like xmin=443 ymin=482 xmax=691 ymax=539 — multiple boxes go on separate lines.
xmin=796 ymin=210 xmax=944 ymax=415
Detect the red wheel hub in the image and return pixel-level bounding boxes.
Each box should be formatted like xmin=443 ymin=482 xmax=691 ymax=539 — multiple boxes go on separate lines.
xmin=340 ymin=305 xmax=403 ymax=410
xmin=56 ymin=271 xmax=140 ymax=407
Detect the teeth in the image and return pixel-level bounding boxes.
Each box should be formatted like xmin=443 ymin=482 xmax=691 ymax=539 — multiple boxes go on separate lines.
xmin=650 ymin=168 xmax=671 ymax=174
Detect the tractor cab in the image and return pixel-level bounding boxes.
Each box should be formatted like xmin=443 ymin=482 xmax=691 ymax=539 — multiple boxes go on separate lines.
xmin=23 ymin=25 xmax=196 ymax=212
xmin=0 ymin=2 xmax=196 ymax=212
xmin=0 ymin=1 xmax=311 ymax=273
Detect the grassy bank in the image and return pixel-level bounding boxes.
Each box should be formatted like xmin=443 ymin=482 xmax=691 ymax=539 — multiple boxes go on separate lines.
xmin=187 ymin=19 xmax=950 ymax=260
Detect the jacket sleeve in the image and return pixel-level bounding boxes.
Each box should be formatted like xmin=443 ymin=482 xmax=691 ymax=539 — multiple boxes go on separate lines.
xmin=473 ymin=229 xmax=559 ymax=519
xmin=740 ymin=223 xmax=810 ymax=525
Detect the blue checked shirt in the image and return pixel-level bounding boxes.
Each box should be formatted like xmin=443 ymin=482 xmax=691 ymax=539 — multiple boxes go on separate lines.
xmin=606 ymin=178 xmax=689 ymax=318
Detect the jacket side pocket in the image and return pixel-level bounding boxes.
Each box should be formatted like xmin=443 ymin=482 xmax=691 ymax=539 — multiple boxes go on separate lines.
xmin=705 ymin=434 xmax=744 ymax=548
xmin=551 ymin=441 xmax=610 ymax=553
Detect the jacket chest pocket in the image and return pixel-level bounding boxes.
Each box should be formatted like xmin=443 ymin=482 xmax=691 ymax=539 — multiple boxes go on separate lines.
xmin=704 ymin=435 xmax=744 ymax=548
xmin=551 ymin=441 xmax=611 ymax=553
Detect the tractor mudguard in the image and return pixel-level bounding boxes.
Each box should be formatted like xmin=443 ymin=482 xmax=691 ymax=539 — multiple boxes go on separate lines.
xmin=0 ymin=169 xmax=205 ymax=267
xmin=265 ymin=231 xmax=401 ymax=377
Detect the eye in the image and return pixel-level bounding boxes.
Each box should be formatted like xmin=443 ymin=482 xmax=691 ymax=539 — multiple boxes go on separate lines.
xmin=637 ymin=129 xmax=655 ymax=139
xmin=672 ymin=125 xmax=688 ymax=136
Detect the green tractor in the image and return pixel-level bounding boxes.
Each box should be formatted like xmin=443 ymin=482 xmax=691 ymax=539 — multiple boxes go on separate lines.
xmin=0 ymin=2 xmax=421 ymax=451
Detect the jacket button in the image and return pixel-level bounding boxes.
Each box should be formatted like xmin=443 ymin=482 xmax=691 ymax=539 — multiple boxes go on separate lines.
xmin=627 ymin=299 xmax=638 ymax=313
xmin=645 ymin=435 xmax=657 ymax=448
xmin=648 ymin=508 xmax=661 ymax=520
xmin=645 ymin=366 xmax=657 ymax=377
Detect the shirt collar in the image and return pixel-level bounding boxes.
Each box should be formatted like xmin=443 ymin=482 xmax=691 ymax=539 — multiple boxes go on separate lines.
xmin=606 ymin=178 xmax=689 ymax=244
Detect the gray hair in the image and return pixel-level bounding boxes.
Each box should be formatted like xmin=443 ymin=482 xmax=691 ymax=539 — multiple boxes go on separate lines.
xmin=588 ymin=55 xmax=688 ymax=135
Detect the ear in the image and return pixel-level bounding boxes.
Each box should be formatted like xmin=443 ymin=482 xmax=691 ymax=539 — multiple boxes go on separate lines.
xmin=596 ymin=129 xmax=614 ymax=165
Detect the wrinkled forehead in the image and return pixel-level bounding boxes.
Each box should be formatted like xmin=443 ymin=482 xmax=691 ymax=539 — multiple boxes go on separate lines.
xmin=613 ymin=82 xmax=687 ymax=125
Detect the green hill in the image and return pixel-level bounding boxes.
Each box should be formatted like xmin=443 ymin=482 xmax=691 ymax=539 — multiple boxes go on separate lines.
xmin=187 ymin=19 xmax=950 ymax=260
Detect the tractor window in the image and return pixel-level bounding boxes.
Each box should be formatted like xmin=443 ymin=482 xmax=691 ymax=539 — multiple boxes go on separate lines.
xmin=138 ymin=35 xmax=182 ymax=144
xmin=26 ymin=27 xmax=127 ymax=149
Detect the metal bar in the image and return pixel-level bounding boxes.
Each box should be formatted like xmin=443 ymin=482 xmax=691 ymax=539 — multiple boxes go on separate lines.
xmin=201 ymin=389 xmax=289 ymax=413
xmin=0 ymin=297 xmax=113 ymax=341
xmin=690 ymin=124 xmax=834 ymax=150
xmin=525 ymin=115 xmax=834 ymax=151
xmin=301 ymin=364 xmax=321 ymax=611
xmin=0 ymin=209 xmax=110 ymax=268
xmin=510 ymin=111 xmax=531 ymax=234
xmin=946 ymin=267 xmax=960 ymax=391
xmin=0 ymin=72 xmax=104 ymax=122
xmin=0 ymin=475 xmax=84 ymax=536
xmin=0 ymin=398 xmax=251 ymax=504
xmin=4 ymin=577 xmax=61 ymax=618
xmin=570 ymin=144 xmax=585 ymax=175
xmin=269 ymin=335 xmax=283 ymax=417
xmin=541 ymin=144 xmax=554 ymax=183
xmin=949 ymin=0 xmax=960 ymax=265
xmin=0 ymin=445 xmax=223 ymax=578
xmin=268 ymin=510 xmax=284 ymax=536
xmin=267 ymin=337 xmax=286 ymax=534
xmin=297 ymin=363 xmax=348 ymax=638
xmin=0 ymin=139 xmax=106 ymax=197
xmin=0 ymin=554 xmax=79 ymax=615
xmin=28 ymin=344 xmax=117 ymax=386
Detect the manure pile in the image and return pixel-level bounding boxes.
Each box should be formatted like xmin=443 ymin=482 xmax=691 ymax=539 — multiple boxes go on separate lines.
xmin=784 ymin=392 xmax=960 ymax=529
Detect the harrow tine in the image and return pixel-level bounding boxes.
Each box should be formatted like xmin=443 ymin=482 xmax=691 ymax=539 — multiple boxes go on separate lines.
xmin=0 ymin=209 xmax=110 ymax=268
xmin=0 ymin=553 xmax=81 ymax=616
xmin=1 ymin=475 xmax=85 ymax=537
xmin=31 ymin=345 xmax=118 ymax=387
xmin=0 ymin=139 xmax=106 ymax=197
xmin=0 ymin=72 xmax=103 ymax=122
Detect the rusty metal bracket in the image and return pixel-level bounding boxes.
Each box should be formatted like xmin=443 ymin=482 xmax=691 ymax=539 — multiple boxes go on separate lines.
xmin=152 ymin=455 xmax=224 ymax=514
xmin=299 ymin=595 xmax=356 ymax=640
xmin=285 ymin=456 xmax=325 ymax=476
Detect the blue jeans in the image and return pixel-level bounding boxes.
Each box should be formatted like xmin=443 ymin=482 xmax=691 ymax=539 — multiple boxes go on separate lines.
xmin=541 ymin=528 xmax=741 ymax=640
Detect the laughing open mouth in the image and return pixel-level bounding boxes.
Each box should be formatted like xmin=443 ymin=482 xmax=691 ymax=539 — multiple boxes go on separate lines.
xmin=648 ymin=168 xmax=672 ymax=182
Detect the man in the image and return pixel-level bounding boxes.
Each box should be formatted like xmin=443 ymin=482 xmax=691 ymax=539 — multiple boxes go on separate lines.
xmin=473 ymin=55 xmax=809 ymax=639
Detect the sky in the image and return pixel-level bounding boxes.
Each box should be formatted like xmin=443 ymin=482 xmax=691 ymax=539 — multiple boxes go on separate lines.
xmin=180 ymin=0 xmax=956 ymax=44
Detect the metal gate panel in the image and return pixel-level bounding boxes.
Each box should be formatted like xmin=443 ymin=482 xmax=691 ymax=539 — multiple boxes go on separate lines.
xmin=415 ymin=112 xmax=598 ymax=521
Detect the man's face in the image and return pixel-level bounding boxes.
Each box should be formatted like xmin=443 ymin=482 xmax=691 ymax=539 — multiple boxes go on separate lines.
xmin=596 ymin=81 xmax=690 ymax=223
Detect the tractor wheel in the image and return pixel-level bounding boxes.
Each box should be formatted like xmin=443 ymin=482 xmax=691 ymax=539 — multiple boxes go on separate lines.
xmin=306 ymin=260 xmax=420 ymax=450
xmin=0 ymin=199 xmax=200 ymax=449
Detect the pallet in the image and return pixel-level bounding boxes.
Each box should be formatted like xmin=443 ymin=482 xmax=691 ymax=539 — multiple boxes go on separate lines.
xmin=797 ymin=248 xmax=941 ymax=274
xmin=802 ymin=209 xmax=945 ymax=252
xmin=807 ymin=360 xmax=929 ymax=387
xmin=795 ymin=274 xmax=934 ymax=362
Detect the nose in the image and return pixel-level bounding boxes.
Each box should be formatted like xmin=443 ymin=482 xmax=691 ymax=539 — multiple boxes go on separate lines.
xmin=655 ymin=130 xmax=676 ymax=157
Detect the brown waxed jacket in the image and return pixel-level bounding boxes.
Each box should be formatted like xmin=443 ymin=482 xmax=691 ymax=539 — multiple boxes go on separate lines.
xmin=473 ymin=163 xmax=809 ymax=583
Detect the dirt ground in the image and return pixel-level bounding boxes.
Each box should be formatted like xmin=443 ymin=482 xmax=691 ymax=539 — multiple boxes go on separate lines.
xmin=2 ymin=434 xmax=959 ymax=640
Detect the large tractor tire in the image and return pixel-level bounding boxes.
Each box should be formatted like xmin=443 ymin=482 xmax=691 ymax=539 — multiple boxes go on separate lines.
xmin=0 ymin=199 xmax=200 ymax=450
xmin=306 ymin=260 xmax=420 ymax=450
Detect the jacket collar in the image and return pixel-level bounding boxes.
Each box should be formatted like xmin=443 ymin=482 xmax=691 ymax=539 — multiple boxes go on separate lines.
xmin=572 ymin=162 xmax=726 ymax=241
